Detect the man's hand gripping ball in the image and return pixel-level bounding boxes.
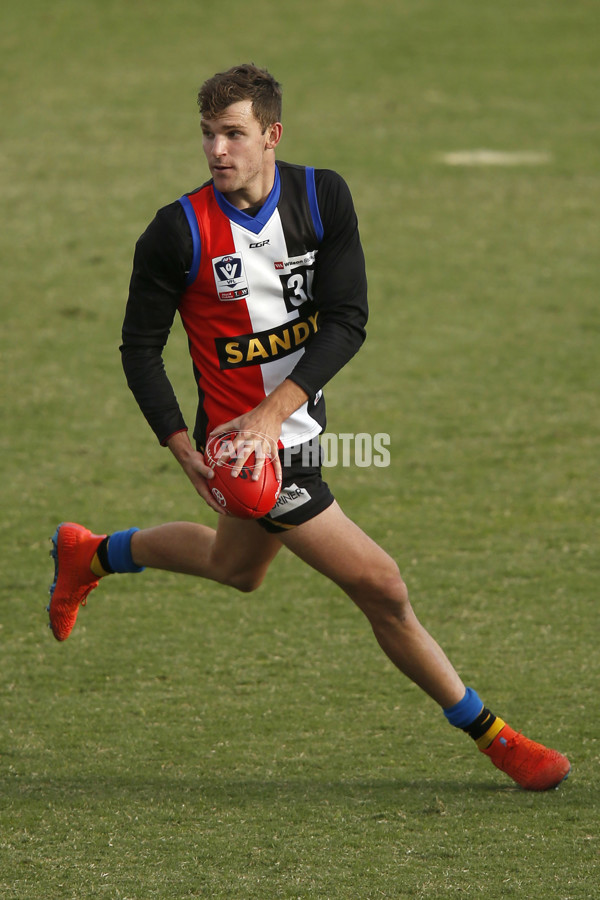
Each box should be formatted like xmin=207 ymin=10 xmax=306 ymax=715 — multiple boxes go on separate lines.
xmin=204 ymin=431 xmax=281 ymax=519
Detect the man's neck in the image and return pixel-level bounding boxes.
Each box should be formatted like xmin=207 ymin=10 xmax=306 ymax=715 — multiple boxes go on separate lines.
xmin=223 ymin=158 xmax=277 ymax=211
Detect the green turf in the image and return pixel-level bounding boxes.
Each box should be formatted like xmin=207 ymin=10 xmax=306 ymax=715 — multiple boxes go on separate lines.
xmin=1 ymin=1 xmax=599 ymax=897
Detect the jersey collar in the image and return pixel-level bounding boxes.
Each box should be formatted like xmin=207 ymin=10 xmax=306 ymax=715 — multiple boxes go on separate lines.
xmin=212 ymin=164 xmax=281 ymax=234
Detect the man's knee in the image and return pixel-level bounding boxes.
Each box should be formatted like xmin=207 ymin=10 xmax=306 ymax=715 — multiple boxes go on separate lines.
xmin=350 ymin=560 xmax=411 ymax=624
xmin=223 ymin=566 xmax=267 ymax=593
xmin=210 ymin=540 xmax=274 ymax=593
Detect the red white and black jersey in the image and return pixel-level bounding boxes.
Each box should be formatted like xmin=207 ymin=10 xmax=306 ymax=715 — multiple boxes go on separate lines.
xmin=121 ymin=161 xmax=368 ymax=448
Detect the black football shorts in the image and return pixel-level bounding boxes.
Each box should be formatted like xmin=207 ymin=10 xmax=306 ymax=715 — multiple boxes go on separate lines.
xmin=257 ymin=439 xmax=335 ymax=533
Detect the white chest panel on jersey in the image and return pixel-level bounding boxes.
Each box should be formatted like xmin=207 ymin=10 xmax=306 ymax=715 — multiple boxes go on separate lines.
xmin=227 ymin=212 xmax=321 ymax=446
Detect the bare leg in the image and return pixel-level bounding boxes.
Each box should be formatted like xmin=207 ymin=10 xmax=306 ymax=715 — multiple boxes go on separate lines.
xmin=280 ymin=502 xmax=465 ymax=708
xmin=129 ymin=517 xmax=282 ymax=592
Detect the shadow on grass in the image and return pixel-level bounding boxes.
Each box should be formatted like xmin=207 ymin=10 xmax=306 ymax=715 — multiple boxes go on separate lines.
xmin=3 ymin=770 xmax=564 ymax=810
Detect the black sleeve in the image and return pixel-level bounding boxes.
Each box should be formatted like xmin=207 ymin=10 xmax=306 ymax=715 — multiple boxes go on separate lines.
xmin=287 ymin=168 xmax=368 ymax=400
xmin=120 ymin=201 xmax=192 ymax=445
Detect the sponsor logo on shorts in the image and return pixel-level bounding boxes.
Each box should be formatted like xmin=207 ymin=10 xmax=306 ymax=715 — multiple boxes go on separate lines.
xmin=268 ymin=483 xmax=312 ymax=519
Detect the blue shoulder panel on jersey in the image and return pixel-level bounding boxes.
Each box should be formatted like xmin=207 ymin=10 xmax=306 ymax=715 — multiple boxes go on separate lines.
xmin=305 ymin=167 xmax=324 ymax=242
xmin=212 ymin=165 xmax=281 ymax=234
xmin=178 ymin=194 xmax=202 ymax=285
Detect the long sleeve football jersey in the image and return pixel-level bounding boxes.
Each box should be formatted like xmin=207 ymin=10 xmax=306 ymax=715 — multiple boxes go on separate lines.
xmin=121 ymin=162 xmax=368 ymax=447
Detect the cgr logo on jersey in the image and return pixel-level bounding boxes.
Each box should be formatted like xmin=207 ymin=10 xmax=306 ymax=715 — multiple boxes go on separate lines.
xmin=212 ymin=253 xmax=249 ymax=301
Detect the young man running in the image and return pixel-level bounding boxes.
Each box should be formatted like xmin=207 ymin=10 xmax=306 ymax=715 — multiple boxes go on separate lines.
xmin=48 ymin=64 xmax=570 ymax=791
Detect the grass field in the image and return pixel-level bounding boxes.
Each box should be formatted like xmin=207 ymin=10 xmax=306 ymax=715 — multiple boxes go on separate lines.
xmin=1 ymin=1 xmax=599 ymax=897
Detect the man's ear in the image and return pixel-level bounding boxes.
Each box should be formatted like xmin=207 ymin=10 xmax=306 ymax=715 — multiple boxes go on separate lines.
xmin=265 ymin=122 xmax=283 ymax=150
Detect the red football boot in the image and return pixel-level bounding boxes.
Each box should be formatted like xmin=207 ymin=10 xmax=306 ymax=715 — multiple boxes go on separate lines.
xmin=482 ymin=723 xmax=571 ymax=790
xmin=47 ymin=522 xmax=106 ymax=641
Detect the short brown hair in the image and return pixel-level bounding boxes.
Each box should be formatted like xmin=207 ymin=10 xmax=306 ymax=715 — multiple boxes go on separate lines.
xmin=197 ymin=63 xmax=282 ymax=131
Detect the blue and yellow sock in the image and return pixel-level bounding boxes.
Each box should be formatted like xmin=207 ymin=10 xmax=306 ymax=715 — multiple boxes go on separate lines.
xmin=444 ymin=687 xmax=505 ymax=750
xmin=91 ymin=528 xmax=145 ymax=577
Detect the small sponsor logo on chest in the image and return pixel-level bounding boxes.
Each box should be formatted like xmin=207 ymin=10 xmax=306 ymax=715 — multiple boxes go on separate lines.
xmin=274 ymin=251 xmax=317 ymax=271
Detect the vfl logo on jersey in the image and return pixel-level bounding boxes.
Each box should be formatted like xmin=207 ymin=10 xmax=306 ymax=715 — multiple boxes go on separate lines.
xmin=212 ymin=253 xmax=249 ymax=301
xmin=215 ymin=309 xmax=320 ymax=369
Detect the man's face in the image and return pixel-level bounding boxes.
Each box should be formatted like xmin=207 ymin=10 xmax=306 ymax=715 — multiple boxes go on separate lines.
xmin=201 ymin=99 xmax=281 ymax=208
